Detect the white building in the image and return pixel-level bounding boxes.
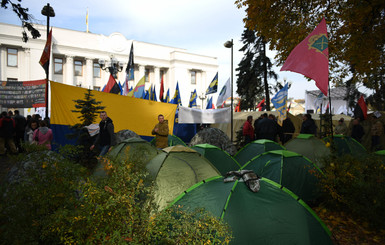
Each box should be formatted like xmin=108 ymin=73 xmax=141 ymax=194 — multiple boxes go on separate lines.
xmin=0 ymin=22 xmax=218 ymax=112
xmin=305 ymin=87 xmax=351 ymax=115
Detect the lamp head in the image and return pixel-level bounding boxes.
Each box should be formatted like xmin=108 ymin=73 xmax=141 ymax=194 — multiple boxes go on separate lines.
xmin=224 ymin=40 xmax=233 ymax=48
xmin=98 ymin=59 xmax=105 ymax=68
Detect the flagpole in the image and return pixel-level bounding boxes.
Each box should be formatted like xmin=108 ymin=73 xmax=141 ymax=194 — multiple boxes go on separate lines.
xmin=328 ymin=81 xmax=333 ymax=138
xmin=41 ymin=3 xmax=55 ymax=120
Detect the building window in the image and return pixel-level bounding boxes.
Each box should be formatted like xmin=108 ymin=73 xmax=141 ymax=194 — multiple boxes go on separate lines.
xmin=145 ymin=68 xmax=150 ymax=83
xmin=94 ymin=86 xmax=100 ymax=91
xmin=74 ymin=60 xmax=83 ymax=76
xmin=191 ymin=71 xmax=196 ymax=84
xmin=93 ymin=62 xmax=101 ymax=78
xmin=54 ymin=58 xmax=63 ymax=74
xmin=7 ymin=48 xmax=18 ymax=67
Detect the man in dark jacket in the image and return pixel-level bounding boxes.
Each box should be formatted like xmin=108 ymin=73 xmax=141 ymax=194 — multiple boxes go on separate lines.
xmin=0 ymin=111 xmax=17 ymax=155
xmin=90 ymin=111 xmax=116 ymax=156
xmin=255 ymin=113 xmax=278 ymax=141
xmin=13 ymin=110 xmax=27 ymax=152
xmin=351 ymin=118 xmax=364 ymax=143
xmin=300 ymin=114 xmax=317 ymax=135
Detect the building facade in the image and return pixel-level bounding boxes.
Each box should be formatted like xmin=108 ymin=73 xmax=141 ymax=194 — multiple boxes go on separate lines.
xmin=0 ymin=22 xmax=218 ymax=113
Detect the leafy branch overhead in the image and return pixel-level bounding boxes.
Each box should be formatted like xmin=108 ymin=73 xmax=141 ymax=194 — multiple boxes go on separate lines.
xmin=1 ymin=0 xmax=41 ymax=42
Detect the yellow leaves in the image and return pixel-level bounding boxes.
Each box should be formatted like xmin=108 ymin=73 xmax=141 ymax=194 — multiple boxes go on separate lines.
xmin=325 ymin=142 xmax=331 ymax=148
xmin=42 ymin=162 xmax=48 ymax=168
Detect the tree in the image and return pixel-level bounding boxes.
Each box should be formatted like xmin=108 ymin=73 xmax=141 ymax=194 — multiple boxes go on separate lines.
xmin=72 ymin=89 xmax=105 ymax=128
xmin=236 ymin=28 xmax=277 ymax=110
xmin=1 ymin=0 xmax=41 ymax=42
xmin=235 ymin=0 xmax=385 ymax=108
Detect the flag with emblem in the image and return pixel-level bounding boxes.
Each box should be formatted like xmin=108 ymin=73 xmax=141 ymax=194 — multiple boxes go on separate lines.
xmin=165 ymin=89 xmax=170 ymax=103
xmin=271 ymin=83 xmax=289 ymax=126
xmin=216 ymin=78 xmax=231 ymax=108
xmin=171 ymin=82 xmax=182 ymax=106
xmin=281 ymin=18 xmax=329 ymax=96
xmin=188 ymin=89 xmax=197 ymax=108
xmin=39 ymin=28 xmax=53 ymax=75
xmin=206 ymin=72 xmax=218 ymax=95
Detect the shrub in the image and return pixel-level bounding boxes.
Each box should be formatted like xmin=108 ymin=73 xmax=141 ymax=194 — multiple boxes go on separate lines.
xmin=0 ymin=145 xmax=232 ymax=244
xmin=319 ymin=153 xmax=385 ymax=228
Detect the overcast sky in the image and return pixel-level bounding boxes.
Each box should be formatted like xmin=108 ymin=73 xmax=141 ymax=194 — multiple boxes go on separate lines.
xmin=1 ymin=0 xmax=324 ymax=99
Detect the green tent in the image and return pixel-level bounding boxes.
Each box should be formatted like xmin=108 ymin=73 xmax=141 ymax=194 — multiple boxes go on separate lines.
xmin=146 ymin=145 xmax=220 ymax=210
xmin=234 ymin=139 xmax=285 ymax=166
xmin=93 ymin=138 xmax=160 ymax=177
xmin=241 ymin=150 xmax=322 ymax=203
xmin=191 ymin=144 xmax=242 ymax=175
xmin=150 ymin=134 xmax=187 ymax=147
xmin=375 ymin=150 xmax=385 ymax=163
xmin=171 ymin=176 xmax=332 ymax=245
xmin=323 ymin=135 xmax=367 ymax=157
xmin=285 ymin=134 xmax=331 ymax=168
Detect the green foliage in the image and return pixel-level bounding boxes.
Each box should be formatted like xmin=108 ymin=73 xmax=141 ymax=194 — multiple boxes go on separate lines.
xmin=72 ymin=88 xmax=105 ymax=128
xmin=236 ymin=28 xmax=277 ymax=110
xmin=0 ymin=145 xmax=232 ymax=244
xmin=319 ymin=154 xmax=385 ymax=228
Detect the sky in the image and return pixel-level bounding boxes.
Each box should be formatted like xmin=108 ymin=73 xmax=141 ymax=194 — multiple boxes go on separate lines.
xmin=0 ymin=0 xmax=326 ymax=100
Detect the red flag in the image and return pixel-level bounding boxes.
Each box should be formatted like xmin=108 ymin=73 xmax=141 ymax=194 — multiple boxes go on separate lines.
xmin=281 ymin=18 xmax=329 ymax=96
xmin=256 ymin=98 xmax=265 ymax=111
xmin=159 ymin=75 xmax=164 ymax=102
xmin=104 ymin=74 xmax=121 ymax=94
xmin=39 ymin=29 xmax=53 ymax=74
xmin=354 ymin=95 xmax=367 ymax=120
xmin=235 ymin=100 xmax=241 ymax=112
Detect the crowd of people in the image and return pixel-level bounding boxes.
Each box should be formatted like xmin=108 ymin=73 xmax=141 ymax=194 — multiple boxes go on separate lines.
xmin=0 ymin=111 xmax=53 ymax=156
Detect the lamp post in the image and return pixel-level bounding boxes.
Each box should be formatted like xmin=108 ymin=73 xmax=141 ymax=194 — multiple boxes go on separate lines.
xmin=224 ymin=39 xmax=234 ymax=142
xmin=98 ymin=55 xmax=124 ymax=79
xmin=199 ymin=92 xmax=207 ymax=109
xmin=41 ymin=3 xmax=55 ymax=120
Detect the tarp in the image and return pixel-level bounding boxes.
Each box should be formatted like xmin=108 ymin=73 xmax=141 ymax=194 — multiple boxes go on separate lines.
xmin=178 ymin=106 xmax=230 ymax=124
xmin=171 ymin=176 xmax=332 ymax=245
xmin=51 ymin=81 xmax=177 ymax=143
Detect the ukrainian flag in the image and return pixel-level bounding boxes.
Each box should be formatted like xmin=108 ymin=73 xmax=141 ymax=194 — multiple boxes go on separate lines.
xmin=189 ymin=89 xmax=197 ymax=108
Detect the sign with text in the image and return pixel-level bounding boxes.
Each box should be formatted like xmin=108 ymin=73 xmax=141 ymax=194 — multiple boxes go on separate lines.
xmin=0 ymin=79 xmax=46 ymax=108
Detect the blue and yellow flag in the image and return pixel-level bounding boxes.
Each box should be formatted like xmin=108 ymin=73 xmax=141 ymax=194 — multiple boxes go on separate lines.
xmin=127 ymin=76 xmax=145 ymax=98
xmin=271 ymin=83 xmax=289 ymax=126
xmin=206 ymin=72 xmax=218 ymax=95
xmin=171 ymin=82 xmax=182 ymax=106
xmin=151 ymin=85 xmax=157 ymax=101
xmin=188 ymin=89 xmax=197 ymax=108
xmin=165 ymin=89 xmax=170 ymax=103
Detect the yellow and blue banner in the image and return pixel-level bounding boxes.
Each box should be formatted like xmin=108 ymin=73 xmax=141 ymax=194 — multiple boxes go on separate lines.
xmin=50 ymin=81 xmax=177 ymax=146
xmin=271 ymin=83 xmax=289 ymax=126
xmin=188 ymin=89 xmax=197 ymax=108
xmin=171 ymin=82 xmax=181 ymax=106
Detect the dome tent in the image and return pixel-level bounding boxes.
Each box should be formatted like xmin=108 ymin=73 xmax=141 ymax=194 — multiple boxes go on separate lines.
xmin=146 ymin=145 xmax=220 ymax=210
xmin=234 ymin=139 xmax=285 ymax=166
xmin=150 ymin=134 xmax=187 ymax=147
xmin=241 ymin=150 xmax=323 ymax=203
xmin=191 ymin=144 xmax=242 ymax=175
xmin=171 ymin=176 xmax=332 ymax=245
xmin=323 ymin=135 xmax=367 ymax=157
xmin=285 ymin=134 xmax=330 ymax=168
xmin=375 ymin=150 xmax=385 ymax=163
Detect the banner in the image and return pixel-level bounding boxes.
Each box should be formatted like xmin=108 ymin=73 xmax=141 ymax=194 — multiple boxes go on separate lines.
xmin=0 ymin=79 xmax=46 ymax=108
xmin=178 ymin=106 xmax=230 ymax=124
xmin=271 ymin=83 xmax=289 ymax=126
xmin=50 ymin=81 xmax=177 ymax=136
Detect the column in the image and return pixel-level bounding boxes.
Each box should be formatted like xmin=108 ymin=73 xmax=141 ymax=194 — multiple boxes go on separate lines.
xmin=0 ymin=46 xmax=4 ymax=80
xmin=23 ymin=48 xmax=30 ymax=80
xmin=65 ymin=55 xmax=74 ymax=86
xmin=85 ymin=58 xmax=93 ymax=89
xmin=154 ymin=67 xmax=160 ymax=96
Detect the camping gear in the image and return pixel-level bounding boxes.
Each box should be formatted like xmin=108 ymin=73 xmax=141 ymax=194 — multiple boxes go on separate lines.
xmin=285 ymin=134 xmax=330 ymax=168
xmin=171 ymin=175 xmax=332 ymax=245
xmin=241 ymin=150 xmax=322 ymax=203
xmin=150 ymin=134 xmax=187 ymax=147
xmin=234 ymin=139 xmax=285 ymax=166
xmin=191 ymin=144 xmax=242 ymax=175
xmin=93 ymin=138 xmax=160 ymax=177
xmin=146 ymin=145 xmax=220 ymax=210
xmin=323 ymin=135 xmax=367 ymax=157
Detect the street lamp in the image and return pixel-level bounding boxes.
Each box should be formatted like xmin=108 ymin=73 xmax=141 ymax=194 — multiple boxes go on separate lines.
xmin=98 ymin=55 xmax=124 ymax=79
xmin=224 ymin=39 xmax=234 ymax=142
xmin=199 ymin=92 xmax=207 ymax=109
xmin=41 ymin=3 xmax=55 ymax=120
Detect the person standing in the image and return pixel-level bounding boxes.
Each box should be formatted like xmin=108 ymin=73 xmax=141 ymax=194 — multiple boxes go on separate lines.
xmin=351 ymin=118 xmax=365 ymax=143
xmin=32 ymin=120 xmax=53 ymax=150
xmin=300 ymin=114 xmax=317 ymax=135
xmin=13 ymin=110 xmax=27 ymax=152
xmin=90 ymin=111 xmax=116 ymax=156
xmin=335 ymin=118 xmax=348 ymax=135
xmin=0 ymin=111 xmax=17 ymax=155
xmin=243 ymin=115 xmax=254 ymax=145
xmin=25 ymin=119 xmax=39 ymax=143
xmin=256 ymin=113 xmax=277 ymax=141
xmin=281 ymin=117 xmax=295 ymax=144
xmin=152 ymin=114 xmax=169 ymax=149
xmin=371 ymin=113 xmax=383 ymax=151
